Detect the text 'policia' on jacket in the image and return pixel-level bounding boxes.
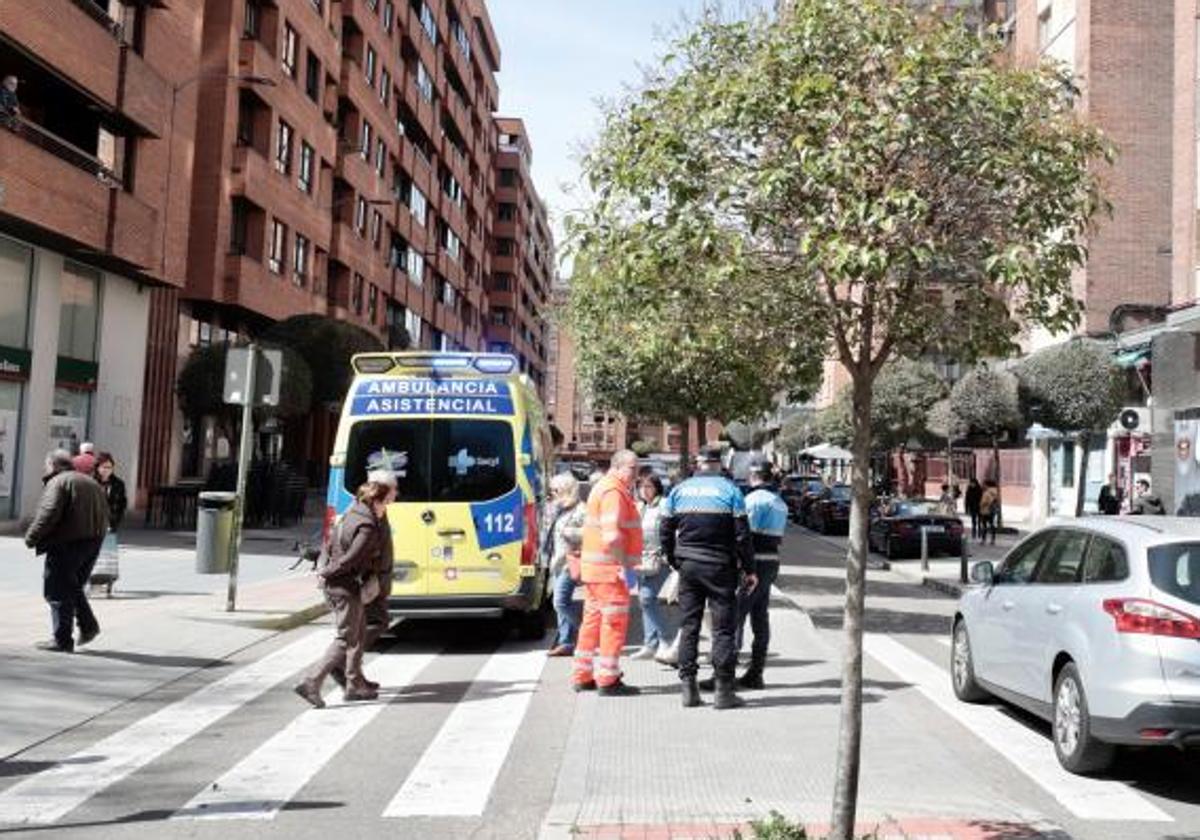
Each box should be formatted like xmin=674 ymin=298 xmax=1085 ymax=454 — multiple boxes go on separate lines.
xmin=659 ymin=474 xmax=755 ymax=571
xmin=746 ymin=485 xmax=789 ymax=559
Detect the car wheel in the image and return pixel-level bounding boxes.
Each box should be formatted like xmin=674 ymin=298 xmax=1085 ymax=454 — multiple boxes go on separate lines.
xmin=1052 ymin=663 xmax=1115 ymax=775
xmin=951 ymin=620 xmax=989 ymax=703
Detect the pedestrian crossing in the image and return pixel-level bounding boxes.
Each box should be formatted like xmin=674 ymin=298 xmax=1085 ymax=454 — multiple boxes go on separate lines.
xmin=0 ymin=632 xmax=550 ymax=829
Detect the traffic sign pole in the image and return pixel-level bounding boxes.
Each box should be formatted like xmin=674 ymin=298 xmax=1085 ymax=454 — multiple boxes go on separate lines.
xmin=227 ymin=343 xmax=257 ymax=612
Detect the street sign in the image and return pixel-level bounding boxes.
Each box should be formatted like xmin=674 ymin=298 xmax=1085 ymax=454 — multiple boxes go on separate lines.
xmin=223 ymin=347 xmax=282 ymax=406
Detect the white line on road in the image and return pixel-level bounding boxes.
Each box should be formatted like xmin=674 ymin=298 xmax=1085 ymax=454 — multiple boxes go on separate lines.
xmin=0 ymin=630 xmax=328 ymax=826
xmin=384 ymin=645 xmax=547 ymax=818
xmin=172 ymin=650 xmax=439 ymax=820
xmin=863 ymin=634 xmax=1173 ymax=823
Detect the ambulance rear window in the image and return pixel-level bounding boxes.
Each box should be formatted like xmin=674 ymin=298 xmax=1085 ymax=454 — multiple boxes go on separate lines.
xmin=345 ymin=419 xmax=516 ymax=503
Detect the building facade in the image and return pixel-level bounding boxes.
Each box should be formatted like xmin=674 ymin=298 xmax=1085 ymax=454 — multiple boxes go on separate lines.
xmin=486 ymin=116 xmax=551 ymax=394
xmin=0 ymin=0 xmax=203 ymax=520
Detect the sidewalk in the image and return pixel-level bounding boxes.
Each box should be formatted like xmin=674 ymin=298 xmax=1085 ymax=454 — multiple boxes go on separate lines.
xmin=0 ymin=528 xmax=329 ymax=760
xmin=888 ymin=528 xmax=1026 ymax=597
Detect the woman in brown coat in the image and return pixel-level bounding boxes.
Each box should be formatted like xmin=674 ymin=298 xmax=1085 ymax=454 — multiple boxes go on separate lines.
xmin=294 ymin=472 xmax=396 ymax=707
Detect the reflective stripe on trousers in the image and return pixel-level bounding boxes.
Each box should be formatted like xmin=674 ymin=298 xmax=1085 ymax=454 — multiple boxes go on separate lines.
xmin=571 ymin=580 xmax=631 ymax=687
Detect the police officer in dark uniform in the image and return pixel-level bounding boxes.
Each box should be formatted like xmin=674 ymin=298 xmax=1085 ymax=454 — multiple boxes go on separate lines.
xmin=660 ymin=446 xmax=757 ymax=709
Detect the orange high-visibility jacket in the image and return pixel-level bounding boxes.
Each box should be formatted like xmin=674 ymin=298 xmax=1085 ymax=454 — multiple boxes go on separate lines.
xmin=580 ymin=474 xmax=643 ymax=584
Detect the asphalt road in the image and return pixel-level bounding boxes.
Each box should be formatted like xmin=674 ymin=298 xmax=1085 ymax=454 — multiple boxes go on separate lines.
xmin=0 ymin=526 xmax=1197 ymax=840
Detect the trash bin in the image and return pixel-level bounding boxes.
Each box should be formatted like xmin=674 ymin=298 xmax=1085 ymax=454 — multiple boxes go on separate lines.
xmin=196 ymin=491 xmax=238 ymax=574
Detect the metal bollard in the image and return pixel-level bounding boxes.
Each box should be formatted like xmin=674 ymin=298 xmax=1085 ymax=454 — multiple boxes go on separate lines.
xmin=960 ymin=535 xmax=970 ymax=584
xmin=920 ymin=526 xmax=929 ymax=572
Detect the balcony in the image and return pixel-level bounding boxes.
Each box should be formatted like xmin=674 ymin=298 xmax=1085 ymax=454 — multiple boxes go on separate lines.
xmin=0 ymin=118 xmax=160 ymax=272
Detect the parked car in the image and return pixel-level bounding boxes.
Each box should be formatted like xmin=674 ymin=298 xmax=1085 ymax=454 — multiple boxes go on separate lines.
xmin=806 ymin=484 xmax=852 ymax=534
xmin=952 ymin=517 xmax=1200 ymax=774
xmin=868 ymin=499 xmax=963 ymax=559
xmin=783 ymin=475 xmax=825 ymax=523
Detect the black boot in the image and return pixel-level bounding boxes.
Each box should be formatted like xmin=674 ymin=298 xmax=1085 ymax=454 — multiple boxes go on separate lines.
xmin=714 ymin=678 xmax=745 ymax=710
xmin=681 ymin=677 xmax=703 ymax=708
xmin=697 ymin=675 xmax=716 ymax=691
xmin=737 ymin=665 xmax=765 ymax=691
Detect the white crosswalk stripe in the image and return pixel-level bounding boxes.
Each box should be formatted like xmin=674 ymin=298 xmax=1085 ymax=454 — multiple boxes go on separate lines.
xmin=0 ymin=630 xmax=329 ymax=826
xmin=172 ymin=650 xmax=440 ymax=821
xmin=384 ymin=644 xmax=547 ymax=818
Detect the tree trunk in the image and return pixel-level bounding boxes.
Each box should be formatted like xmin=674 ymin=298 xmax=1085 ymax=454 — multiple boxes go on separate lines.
xmin=946 ymin=436 xmax=955 ymax=502
xmin=1074 ymin=431 xmax=1090 ymax=517
xmin=678 ymin=418 xmax=692 ymax=478
xmin=830 ymin=373 xmax=872 ymax=840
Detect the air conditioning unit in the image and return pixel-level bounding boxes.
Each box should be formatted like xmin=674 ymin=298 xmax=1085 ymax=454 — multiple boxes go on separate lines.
xmin=1109 ymin=406 xmax=1150 ymax=435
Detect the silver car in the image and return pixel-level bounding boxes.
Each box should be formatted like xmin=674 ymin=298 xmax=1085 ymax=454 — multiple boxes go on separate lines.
xmin=952 ymin=517 xmax=1200 ymax=774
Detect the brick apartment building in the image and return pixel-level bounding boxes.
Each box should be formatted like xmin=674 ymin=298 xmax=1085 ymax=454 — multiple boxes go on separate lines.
xmin=487 ymin=116 xmax=551 ymax=392
xmin=0 ymin=0 xmax=203 ymax=520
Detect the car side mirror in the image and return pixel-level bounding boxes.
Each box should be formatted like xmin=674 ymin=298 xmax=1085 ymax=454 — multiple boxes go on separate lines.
xmin=970 ymin=561 xmax=994 ymax=586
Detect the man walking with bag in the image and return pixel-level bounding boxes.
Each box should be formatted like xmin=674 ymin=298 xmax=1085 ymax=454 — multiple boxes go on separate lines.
xmin=572 ymin=450 xmax=643 ymax=696
xmin=24 ymin=450 xmax=109 ymax=652
xmin=661 ymin=446 xmax=757 ymax=709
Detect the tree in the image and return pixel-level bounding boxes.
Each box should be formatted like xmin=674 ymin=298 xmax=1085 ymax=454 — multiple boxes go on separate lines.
xmin=262 ymin=314 xmax=385 ymax=406
xmin=630 ymin=438 xmax=658 ymax=457
xmin=570 ymin=2 xmax=1109 ymax=836
xmin=722 ymin=421 xmax=754 ymax=451
xmin=948 ymin=367 xmax=1021 ymax=518
xmin=1015 ymin=339 xmax=1124 ymax=515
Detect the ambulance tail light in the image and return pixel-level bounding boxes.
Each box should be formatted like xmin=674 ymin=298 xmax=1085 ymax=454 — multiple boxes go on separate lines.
xmin=521 ymin=502 xmax=538 ymax=567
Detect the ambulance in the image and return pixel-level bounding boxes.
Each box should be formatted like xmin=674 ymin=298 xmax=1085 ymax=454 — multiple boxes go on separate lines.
xmin=325 ymin=352 xmax=553 ymax=637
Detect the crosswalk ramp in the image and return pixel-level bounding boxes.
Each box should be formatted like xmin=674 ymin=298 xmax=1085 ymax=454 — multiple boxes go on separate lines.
xmin=0 ymin=633 xmax=551 ymax=828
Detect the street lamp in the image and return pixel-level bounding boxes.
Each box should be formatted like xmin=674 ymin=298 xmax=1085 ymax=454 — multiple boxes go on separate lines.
xmin=160 ymin=73 xmax=277 ymax=275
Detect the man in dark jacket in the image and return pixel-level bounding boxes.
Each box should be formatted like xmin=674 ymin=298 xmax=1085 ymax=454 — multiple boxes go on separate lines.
xmin=660 ymin=446 xmax=757 ymax=710
xmin=25 ymin=450 xmax=110 ymax=652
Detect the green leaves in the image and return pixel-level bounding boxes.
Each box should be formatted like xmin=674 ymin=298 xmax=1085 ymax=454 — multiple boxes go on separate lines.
xmin=1014 ymin=339 xmax=1125 ymax=433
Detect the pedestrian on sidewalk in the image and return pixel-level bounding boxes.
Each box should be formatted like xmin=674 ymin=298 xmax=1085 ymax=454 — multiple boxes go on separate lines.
xmin=24 ymin=450 xmax=109 ymax=653
xmin=572 ymin=450 xmax=643 ymax=697
xmin=1098 ymin=473 xmax=1123 ymax=515
xmin=978 ymin=479 xmax=999 ymax=545
xmin=661 ymin=446 xmax=757 ymax=710
xmin=964 ymin=478 xmax=982 ymax=540
xmin=937 ymin=483 xmax=956 ymax=516
xmin=1130 ymin=478 xmax=1166 ymax=515
xmin=729 ymin=462 xmax=787 ymax=690
xmin=545 ymin=472 xmax=585 ymax=657
xmin=341 ymin=469 xmax=396 ymax=691
xmin=631 ymin=474 xmax=672 ymax=660
xmin=72 ymin=442 xmax=96 ymax=475
xmin=295 ymin=471 xmax=397 ymax=708
xmin=92 ymin=453 xmax=127 ymax=531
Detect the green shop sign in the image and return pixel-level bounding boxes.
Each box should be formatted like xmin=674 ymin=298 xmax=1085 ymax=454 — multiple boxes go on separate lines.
xmin=0 ymin=345 xmax=31 ymax=380
xmin=56 ymin=356 xmax=99 ymax=389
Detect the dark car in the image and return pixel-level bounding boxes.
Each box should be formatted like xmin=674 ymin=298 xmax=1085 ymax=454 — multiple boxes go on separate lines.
xmin=868 ymin=499 xmax=964 ymax=560
xmin=806 ymin=484 xmax=852 ymax=534
xmin=782 ymin=475 xmax=824 ymax=523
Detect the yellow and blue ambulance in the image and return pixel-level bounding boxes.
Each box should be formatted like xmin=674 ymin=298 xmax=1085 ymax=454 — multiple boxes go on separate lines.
xmin=324 ymin=352 xmax=552 ymax=636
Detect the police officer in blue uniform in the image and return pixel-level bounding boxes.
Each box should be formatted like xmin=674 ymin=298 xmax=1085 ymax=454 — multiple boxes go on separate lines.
xmin=660 ymin=446 xmax=757 ymax=709
xmin=735 ymin=461 xmax=788 ymax=689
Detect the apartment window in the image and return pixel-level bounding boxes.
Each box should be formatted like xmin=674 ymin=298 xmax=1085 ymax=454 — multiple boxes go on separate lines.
xmin=383 ymin=0 xmax=394 ymax=33
xmin=440 ymin=221 xmax=461 ymax=262
xmin=415 ymin=60 xmax=433 ymax=103
xmin=366 ymin=0 xmax=378 ymax=9
xmin=354 ymin=196 xmax=368 ymax=235
xmin=499 ymin=168 xmax=516 ymax=187
xmin=389 ymin=234 xmax=407 ymax=268
xmin=407 ymin=250 xmax=425 ymax=286
xmin=310 ymin=0 xmax=322 ymax=11
xmin=305 ymin=51 xmax=321 ymax=101
xmin=268 ymin=219 xmax=287 ymax=273
xmin=405 ymin=308 xmax=422 ymax=345
xmin=497 ymin=202 xmax=515 ymax=221
xmin=374 ymin=140 xmax=386 ymax=176
xmin=409 ymin=184 xmax=428 ymax=225
xmin=370 ymin=210 xmax=383 ymax=248
xmin=368 ymin=284 xmax=379 ymax=323
xmin=352 ymin=273 xmax=365 ymax=314
xmin=360 ymin=121 xmax=372 ymax=160
xmin=275 ymin=120 xmax=293 ymax=174
xmin=450 ymin=15 xmax=471 ymax=61
xmin=243 ymin=0 xmax=261 ymax=38
xmin=495 ymin=238 xmax=514 ymax=257
xmin=365 ymin=44 xmax=377 ymax=87
xmin=380 ymin=69 xmax=391 ymax=106
xmin=492 ymin=273 xmax=511 ymax=291
xmin=282 ymin=23 xmax=298 ymax=77
xmin=236 ymin=96 xmax=255 ymax=147
xmin=414 ymin=0 xmax=437 ymax=43
xmin=293 ymin=233 xmax=310 ymax=286
xmin=298 ymin=142 xmax=314 ymax=193
xmin=442 ymin=169 xmax=463 ymax=207
xmin=230 ymin=198 xmax=249 ymax=255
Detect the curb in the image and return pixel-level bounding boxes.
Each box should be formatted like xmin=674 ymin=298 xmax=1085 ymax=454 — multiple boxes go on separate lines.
xmin=248 ymin=600 xmax=330 ymax=631
xmin=921 ymin=576 xmax=963 ymax=598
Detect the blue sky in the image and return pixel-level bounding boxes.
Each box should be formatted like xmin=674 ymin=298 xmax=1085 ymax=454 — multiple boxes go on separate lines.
xmin=487 ymin=1 xmax=769 ymax=246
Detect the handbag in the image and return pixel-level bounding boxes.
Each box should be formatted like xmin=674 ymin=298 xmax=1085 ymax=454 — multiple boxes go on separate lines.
xmin=90 ymin=529 xmax=120 ymax=596
xmin=658 ymin=568 xmax=680 ymax=604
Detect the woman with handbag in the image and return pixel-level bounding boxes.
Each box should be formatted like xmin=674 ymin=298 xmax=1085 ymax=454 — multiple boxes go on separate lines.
xmin=295 ymin=472 xmax=396 ymax=708
xmin=632 ymin=474 xmax=673 ymax=660
xmin=89 ymin=452 xmax=127 ymax=596
xmin=546 ymin=473 xmax=586 ymax=657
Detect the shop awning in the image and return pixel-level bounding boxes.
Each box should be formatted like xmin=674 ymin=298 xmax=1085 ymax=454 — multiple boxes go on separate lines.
xmin=801 ymin=443 xmax=854 ymax=461
xmin=1114 ymin=345 xmax=1151 ymax=368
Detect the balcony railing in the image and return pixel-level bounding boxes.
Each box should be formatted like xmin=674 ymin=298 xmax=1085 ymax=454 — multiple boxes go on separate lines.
xmin=3 ymin=115 xmax=120 ymax=186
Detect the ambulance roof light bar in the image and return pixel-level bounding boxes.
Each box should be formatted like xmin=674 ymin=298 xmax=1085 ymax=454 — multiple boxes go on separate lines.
xmin=351 ymin=352 xmax=518 ymax=376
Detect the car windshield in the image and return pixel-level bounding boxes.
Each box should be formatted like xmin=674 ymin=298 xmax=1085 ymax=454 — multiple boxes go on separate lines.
xmin=346 ymin=418 xmax=516 ymax=502
xmin=1148 ymin=542 xmax=1200 ymax=606
xmin=892 ymin=501 xmax=932 ymax=516
xmin=829 ymin=486 xmax=851 ymax=501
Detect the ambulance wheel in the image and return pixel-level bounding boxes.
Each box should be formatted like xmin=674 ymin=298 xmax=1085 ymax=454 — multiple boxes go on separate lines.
xmin=512 ymin=604 xmax=549 ymax=641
